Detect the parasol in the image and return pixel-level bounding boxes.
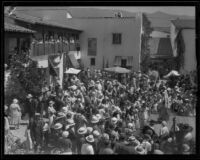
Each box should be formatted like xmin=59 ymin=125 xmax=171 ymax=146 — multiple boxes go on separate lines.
xmin=65 ymin=68 xmax=81 ymax=75
xmin=104 ymin=66 xmax=130 ymax=74
xmin=163 ymin=70 xmax=180 ymax=78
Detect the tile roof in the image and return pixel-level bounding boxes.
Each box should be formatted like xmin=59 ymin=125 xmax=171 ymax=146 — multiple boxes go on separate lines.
xmin=10 ymin=13 xmax=82 ymax=32
xmin=4 ymin=22 xmax=36 ymax=33
xmin=171 ymin=19 xmax=195 ymax=29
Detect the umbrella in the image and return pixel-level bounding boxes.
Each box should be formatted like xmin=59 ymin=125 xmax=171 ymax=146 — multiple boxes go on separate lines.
xmin=163 ymin=70 xmax=180 ymax=78
xmin=65 ymin=68 xmax=81 ymax=75
xmin=104 ymin=66 xmax=130 ymax=74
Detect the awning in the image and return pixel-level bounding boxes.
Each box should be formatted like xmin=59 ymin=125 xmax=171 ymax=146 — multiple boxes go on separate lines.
xmin=104 ymin=66 xmax=130 ymax=74
xmin=65 ymin=68 xmax=81 ymax=74
xmin=163 ymin=70 xmax=180 ymax=78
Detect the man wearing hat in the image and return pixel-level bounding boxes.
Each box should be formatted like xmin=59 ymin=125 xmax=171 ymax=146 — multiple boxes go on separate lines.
xmin=77 ymin=126 xmax=87 ymax=154
xmin=81 ymin=135 xmax=95 ymax=154
xmin=25 ymin=94 xmax=38 ymax=123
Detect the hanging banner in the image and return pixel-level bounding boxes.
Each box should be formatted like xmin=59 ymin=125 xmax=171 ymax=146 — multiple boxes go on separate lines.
xmin=48 ymin=54 xmax=61 ymax=77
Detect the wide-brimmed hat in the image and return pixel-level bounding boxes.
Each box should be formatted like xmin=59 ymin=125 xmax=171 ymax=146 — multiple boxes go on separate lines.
xmin=62 ymin=131 xmax=69 ymax=138
xmin=35 ymin=113 xmax=41 ymax=117
xmin=43 ymin=123 xmax=49 ymax=132
xmin=96 ymin=114 xmax=102 ymax=120
xmin=128 ymin=136 xmax=136 ymax=142
xmin=56 ymin=112 xmax=66 ymax=120
xmin=111 ymin=117 xmax=118 ymax=124
xmin=70 ymin=85 xmax=77 ymax=91
xmin=53 ymin=123 xmax=63 ymax=130
xmin=182 ymin=144 xmax=190 ymax=152
xmin=65 ymin=119 xmax=75 ymax=130
xmin=135 ymin=145 xmax=146 ymax=155
xmin=27 ymin=94 xmax=33 ymax=99
xmin=93 ymin=130 xmax=100 ymax=137
xmin=91 ymin=115 xmax=99 ymax=124
xmin=49 ymin=100 xmax=55 ymax=104
xmin=102 ymin=133 xmax=109 ymax=141
xmin=87 ymin=127 xmax=93 ymax=134
xmin=77 ymin=127 xmax=87 ymax=135
xmin=86 ymin=135 xmax=95 ymax=143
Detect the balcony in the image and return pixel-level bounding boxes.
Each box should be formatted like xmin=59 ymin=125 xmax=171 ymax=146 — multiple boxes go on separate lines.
xmin=31 ymin=41 xmax=79 ymax=56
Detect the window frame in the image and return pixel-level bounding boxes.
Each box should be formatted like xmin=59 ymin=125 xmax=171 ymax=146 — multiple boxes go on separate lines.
xmin=90 ymin=58 xmax=96 ymax=66
xmin=112 ymin=33 xmax=122 ymax=44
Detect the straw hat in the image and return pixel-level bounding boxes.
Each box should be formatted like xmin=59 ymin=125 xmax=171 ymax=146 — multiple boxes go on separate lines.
xmin=62 ymin=131 xmax=69 ymax=138
xmin=86 ymin=135 xmax=95 ymax=143
xmin=93 ymin=130 xmax=100 ymax=137
xmin=102 ymin=133 xmax=109 ymax=141
xmin=65 ymin=119 xmax=75 ymax=130
xmin=26 ymin=94 xmax=33 ymax=99
xmin=87 ymin=127 xmax=93 ymax=134
xmin=53 ymin=123 xmax=63 ymax=130
xmin=43 ymin=123 xmax=49 ymax=132
xmin=111 ymin=117 xmax=118 ymax=124
xmin=77 ymin=127 xmax=87 ymax=135
xmin=135 ymin=145 xmax=146 ymax=155
xmin=56 ymin=112 xmax=66 ymax=120
xmin=49 ymin=100 xmax=55 ymax=105
xmin=91 ymin=115 xmax=99 ymax=124
xmin=182 ymin=144 xmax=190 ymax=152
xmin=96 ymin=114 xmax=102 ymax=120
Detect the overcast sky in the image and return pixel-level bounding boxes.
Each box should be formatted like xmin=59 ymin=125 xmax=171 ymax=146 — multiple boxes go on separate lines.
xmin=78 ymin=7 xmax=195 ymax=16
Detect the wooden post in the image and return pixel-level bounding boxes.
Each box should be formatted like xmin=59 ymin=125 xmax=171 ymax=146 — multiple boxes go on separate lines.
xmin=172 ymin=116 xmax=176 ymax=142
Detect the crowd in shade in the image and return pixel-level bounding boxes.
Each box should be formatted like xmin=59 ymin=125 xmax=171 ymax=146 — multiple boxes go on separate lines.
xmin=4 ymin=69 xmax=197 ymax=154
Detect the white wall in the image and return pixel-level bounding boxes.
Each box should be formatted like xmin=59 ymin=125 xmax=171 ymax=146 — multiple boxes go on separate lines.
xmin=182 ymin=29 xmax=196 ymax=72
xmin=65 ymin=17 xmax=141 ymax=71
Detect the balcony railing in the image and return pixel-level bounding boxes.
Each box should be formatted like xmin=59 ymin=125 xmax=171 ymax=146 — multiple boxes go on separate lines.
xmin=31 ymin=41 xmax=78 ymax=56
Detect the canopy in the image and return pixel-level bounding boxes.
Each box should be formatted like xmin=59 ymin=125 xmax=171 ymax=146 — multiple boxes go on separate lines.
xmin=104 ymin=66 xmax=130 ymax=74
xmin=163 ymin=70 xmax=180 ymax=78
xmin=65 ymin=68 xmax=81 ymax=74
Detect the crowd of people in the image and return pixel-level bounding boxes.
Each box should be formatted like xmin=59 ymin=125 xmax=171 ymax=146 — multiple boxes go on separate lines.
xmin=4 ymin=69 xmax=196 ymax=154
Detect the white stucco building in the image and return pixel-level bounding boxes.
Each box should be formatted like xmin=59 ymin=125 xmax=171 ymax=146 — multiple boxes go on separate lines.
xmin=170 ymin=19 xmax=196 ymax=73
xmin=14 ymin=8 xmax=142 ymax=71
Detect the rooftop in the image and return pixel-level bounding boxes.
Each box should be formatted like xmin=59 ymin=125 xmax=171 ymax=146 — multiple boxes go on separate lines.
xmin=171 ymin=19 xmax=195 ymax=29
xmin=9 ymin=12 xmax=82 ymax=32
xmin=4 ymin=22 xmax=36 ymax=33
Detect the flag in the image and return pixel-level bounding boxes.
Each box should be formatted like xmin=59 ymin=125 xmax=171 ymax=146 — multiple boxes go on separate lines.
xmin=58 ymin=53 xmax=64 ymax=87
xmin=48 ymin=55 xmax=61 ymax=77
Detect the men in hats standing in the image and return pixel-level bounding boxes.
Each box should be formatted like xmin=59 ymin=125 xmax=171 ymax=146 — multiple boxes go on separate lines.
xmin=81 ymin=135 xmax=95 ymax=154
xmin=77 ymin=126 xmax=87 ymax=154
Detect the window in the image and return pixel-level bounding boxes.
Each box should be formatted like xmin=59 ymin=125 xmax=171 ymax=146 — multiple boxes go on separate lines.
xmin=90 ymin=58 xmax=95 ymax=66
xmin=121 ymin=59 xmax=127 ymax=68
xmin=88 ymin=38 xmax=97 ymax=56
xmin=112 ymin=33 xmax=121 ymax=44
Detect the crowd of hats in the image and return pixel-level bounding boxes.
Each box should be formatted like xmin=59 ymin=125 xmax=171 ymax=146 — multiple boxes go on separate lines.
xmin=8 ymin=69 xmax=196 ymax=154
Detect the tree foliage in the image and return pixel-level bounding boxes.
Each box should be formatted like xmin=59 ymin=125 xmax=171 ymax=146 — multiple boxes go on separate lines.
xmin=5 ymin=51 xmax=44 ymax=103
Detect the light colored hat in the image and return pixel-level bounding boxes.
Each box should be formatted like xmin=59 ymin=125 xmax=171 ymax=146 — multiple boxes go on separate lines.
xmin=96 ymin=114 xmax=102 ymax=120
xmin=167 ymin=137 xmax=173 ymax=143
xmin=162 ymin=121 xmax=167 ymax=126
xmin=135 ymin=145 xmax=146 ymax=155
xmin=111 ymin=117 xmax=118 ymax=124
xmin=70 ymin=85 xmax=77 ymax=91
xmin=182 ymin=144 xmax=190 ymax=152
xmin=62 ymin=131 xmax=69 ymax=138
xmin=128 ymin=136 xmax=136 ymax=142
xmin=93 ymin=130 xmax=100 ymax=137
xmin=91 ymin=115 xmax=99 ymax=124
xmin=128 ymin=123 xmax=134 ymax=128
xmin=87 ymin=127 xmax=93 ymax=133
xmin=56 ymin=112 xmax=66 ymax=120
xmin=27 ymin=94 xmax=33 ymax=99
xmin=13 ymin=98 xmax=18 ymax=104
xmin=65 ymin=119 xmax=75 ymax=130
xmin=77 ymin=127 xmax=87 ymax=135
xmin=102 ymin=133 xmax=110 ymax=141
xmin=43 ymin=123 xmax=49 ymax=132
xmin=53 ymin=123 xmax=63 ymax=130
xmin=86 ymin=135 xmax=95 ymax=143
xmin=49 ymin=100 xmax=55 ymax=104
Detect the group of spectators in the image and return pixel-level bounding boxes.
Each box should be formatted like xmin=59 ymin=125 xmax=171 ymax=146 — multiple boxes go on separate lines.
xmin=4 ymin=69 xmax=196 ymax=154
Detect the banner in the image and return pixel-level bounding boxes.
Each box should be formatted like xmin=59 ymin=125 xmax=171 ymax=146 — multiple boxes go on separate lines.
xmin=48 ymin=55 xmax=61 ymax=77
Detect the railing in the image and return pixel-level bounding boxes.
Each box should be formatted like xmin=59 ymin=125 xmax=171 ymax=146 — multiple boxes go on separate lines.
xmin=31 ymin=42 xmax=78 ymax=56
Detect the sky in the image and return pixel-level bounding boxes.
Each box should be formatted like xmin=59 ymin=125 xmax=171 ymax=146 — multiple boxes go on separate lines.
xmin=77 ymin=7 xmax=195 ymax=16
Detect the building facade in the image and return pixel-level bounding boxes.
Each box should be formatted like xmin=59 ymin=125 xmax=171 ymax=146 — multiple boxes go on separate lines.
xmin=170 ymin=19 xmax=196 ymax=74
